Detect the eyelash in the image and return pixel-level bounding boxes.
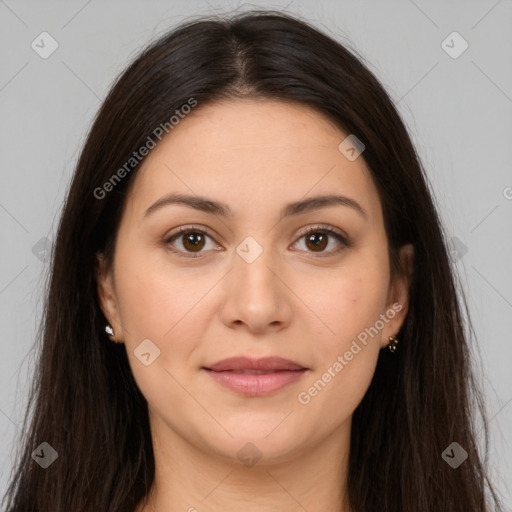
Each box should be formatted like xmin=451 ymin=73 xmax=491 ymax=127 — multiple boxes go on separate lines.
xmin=163 ymin=224 xmax=350 ymax=259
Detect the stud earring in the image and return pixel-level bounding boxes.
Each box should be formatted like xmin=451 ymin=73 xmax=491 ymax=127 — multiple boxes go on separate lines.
xmin=105 ymin=324 xmax=120 ymax=343
xmin=387 ymin=335 xmax=399 ymax=353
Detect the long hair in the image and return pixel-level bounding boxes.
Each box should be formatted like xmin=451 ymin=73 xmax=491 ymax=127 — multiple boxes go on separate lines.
xmin=2 ymin=10 xmax=504 ymax=512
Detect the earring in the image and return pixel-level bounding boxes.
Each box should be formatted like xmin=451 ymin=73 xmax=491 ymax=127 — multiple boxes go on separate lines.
xmin=105 ymin=324 xmax=119 ymax=343
xmin=387 ymin=335 xmax=399 ymax=353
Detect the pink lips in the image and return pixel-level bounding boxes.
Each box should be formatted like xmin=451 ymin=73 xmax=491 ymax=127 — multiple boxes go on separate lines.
xmin=202 ymin=356 xmax=308 ymax=397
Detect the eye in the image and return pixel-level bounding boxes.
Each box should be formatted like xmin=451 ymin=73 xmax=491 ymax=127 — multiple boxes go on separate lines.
xmin=163 ymin=223 xmax=349 ymax=259
xmin=163 ymin=226 xmax=220 ymax=258
xmin=292 ymin=224 xmax=349 ymax=257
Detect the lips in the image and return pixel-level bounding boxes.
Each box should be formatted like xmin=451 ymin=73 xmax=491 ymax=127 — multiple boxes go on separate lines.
xmin=204 ymin=356 xmax=306 ymax=372
xmin=202 ymin=356 xmax=308 ymax=397
xmin=219 ymin=369 xmax=286 ymax=374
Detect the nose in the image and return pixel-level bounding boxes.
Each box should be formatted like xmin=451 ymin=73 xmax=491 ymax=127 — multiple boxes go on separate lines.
xmin=219 ymin=245 xmax=293 ymax=335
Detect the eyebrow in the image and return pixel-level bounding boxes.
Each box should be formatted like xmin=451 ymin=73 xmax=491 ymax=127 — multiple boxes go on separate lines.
xmin=143 ymin=192 xmax=368 ymax=220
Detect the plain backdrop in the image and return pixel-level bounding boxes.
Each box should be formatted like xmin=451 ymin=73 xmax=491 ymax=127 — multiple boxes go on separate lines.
xmin=1 ymin=0 xmax=511 ymax=507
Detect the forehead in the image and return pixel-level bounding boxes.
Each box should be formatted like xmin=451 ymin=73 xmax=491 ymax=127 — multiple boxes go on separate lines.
xmin=125 ymin=98 xmax=381 ymax=224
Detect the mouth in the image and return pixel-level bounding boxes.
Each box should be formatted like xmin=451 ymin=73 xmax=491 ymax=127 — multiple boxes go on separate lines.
xmin=204 ymin=355 xmax=307 ymax=372
xmin=202 ymin=356 xmax=308 ymax=397
xmin=207 ymin=369 xmax=298 ymax=374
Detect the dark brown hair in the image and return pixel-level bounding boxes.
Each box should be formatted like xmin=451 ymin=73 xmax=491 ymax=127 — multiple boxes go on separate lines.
xmin=2 ymin=10 xmax=504 ymax=512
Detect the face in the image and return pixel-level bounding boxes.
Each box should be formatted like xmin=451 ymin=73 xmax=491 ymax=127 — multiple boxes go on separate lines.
xmin=96 ymin=98 xmax=412 ymax=465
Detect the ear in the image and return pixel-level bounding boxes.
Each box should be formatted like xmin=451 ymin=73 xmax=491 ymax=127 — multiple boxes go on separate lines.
xmin=95 ymin=252 xmax=124 ymax=342
xmin=381 ymin=243 xmax=414 ymax=348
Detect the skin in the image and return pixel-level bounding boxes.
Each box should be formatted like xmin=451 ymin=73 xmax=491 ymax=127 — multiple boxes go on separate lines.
xmin=96 ymin=98 xmax=414 ymax=512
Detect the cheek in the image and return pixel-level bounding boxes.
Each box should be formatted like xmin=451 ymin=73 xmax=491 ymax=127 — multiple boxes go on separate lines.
xmin=295 ymin=275 xmax=386 ymax=426
xmin=116 ymin=265 xmax=174 ymax=339
xmin=293 ymin=253 xmax=389 ymax=426
xmin=114 ymin=238 xmax=210 ymax=335
xmin=303 ymin=259 xmax=389 ymax=348
xmin=114 ymin=258 xmax=207 ymax=412
xmin=113 ymin=248 xmax=207 ymax=369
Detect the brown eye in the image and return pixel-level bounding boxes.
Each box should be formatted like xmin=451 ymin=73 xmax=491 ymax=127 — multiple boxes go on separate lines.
xmin=164 ymin=227 xmax=218 ymax=258
xmin=164 ymin=224 xmax=349 ymax=259
xmin=304 ymin=232 xmax=329 ymax=252
xmin=293 ymin=226 xmax=349 ymax=257
xmin=181 ymin=231 xmax=206 ymax=252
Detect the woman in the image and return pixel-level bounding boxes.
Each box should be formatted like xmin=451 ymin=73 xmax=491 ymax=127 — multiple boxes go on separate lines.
xmin=2 ymin=10 xmax=504 ymax=512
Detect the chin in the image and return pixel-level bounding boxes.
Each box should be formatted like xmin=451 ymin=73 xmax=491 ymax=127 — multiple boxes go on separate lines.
xmin=200 ymin=426 xmax=310 ymax=467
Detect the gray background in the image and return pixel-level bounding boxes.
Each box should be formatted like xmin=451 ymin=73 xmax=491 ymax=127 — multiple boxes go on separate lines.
xmin=1 ymin=0 xmax=511 ymax=507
